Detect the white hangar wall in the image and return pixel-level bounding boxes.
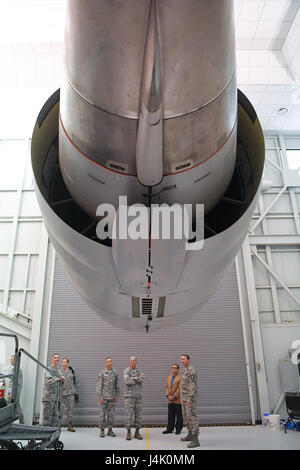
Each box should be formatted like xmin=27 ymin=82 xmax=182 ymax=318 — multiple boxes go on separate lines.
xmin=236 ymin=134 xmax=300 ymax=419
xmin=0 ymin=133 xmax=299 ymax=425
xmin=0 ymin=139 xmax=56 ymax=423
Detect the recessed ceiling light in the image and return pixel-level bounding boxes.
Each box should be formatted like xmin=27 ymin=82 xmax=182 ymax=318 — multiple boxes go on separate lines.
xmin=277 ymin=107 xmax=288 ymax=115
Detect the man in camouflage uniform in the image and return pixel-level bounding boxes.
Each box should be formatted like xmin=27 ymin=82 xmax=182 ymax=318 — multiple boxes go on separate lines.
xmin=123 ymin=357 xmax=145 ymax=441
xmin=42 ymin=353 xmax=64 ymax=427
xmin=7 ymin=354 xmax=24 ymax=424
xmin=60 ymin=357 xmax=78 ymax=432
xmin=96 ymin=357 xmax=120 ymax=437
xmin=180 ymin=354 xmax=200 ymax=448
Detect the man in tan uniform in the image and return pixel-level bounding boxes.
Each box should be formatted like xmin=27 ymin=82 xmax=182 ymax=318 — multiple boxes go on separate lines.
xmin=163 ymin=364 xmax=183 ymax=435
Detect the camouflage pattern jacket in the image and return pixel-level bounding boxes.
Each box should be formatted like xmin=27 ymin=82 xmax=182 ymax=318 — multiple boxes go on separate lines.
xmin=42 ymin=366 xmax=62 ymax=402
xmin=96 ymin=368 xmax=120 ymax=400
xmin=180 ymin=365 xmax=197 ymax=400
xmin=7 ymin=367 xmax=23 ymax=402
xmin=60 ymin=367 xmax=75 ymax=397
xmin=123 ymin=367 xmax=145 ymax=398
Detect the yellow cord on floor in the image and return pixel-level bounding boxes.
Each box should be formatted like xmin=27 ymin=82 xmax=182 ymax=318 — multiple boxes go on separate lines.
xmin=146 ymin=427 xmax=150 ymax=450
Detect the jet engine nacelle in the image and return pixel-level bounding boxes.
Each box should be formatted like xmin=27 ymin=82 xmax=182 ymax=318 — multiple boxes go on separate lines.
xmin=31 ymin=0 xmax=265 ymax=332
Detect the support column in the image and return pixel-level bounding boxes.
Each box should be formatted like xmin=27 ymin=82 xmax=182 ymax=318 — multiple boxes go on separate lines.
xmin=241 ymin=236 xmax=270 ymax=421
xmin=22 ymin=223 xmax=49 ymax=424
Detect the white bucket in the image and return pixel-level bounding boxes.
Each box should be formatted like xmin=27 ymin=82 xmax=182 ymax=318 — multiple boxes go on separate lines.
xmin=268 ymin=414 xmax=281 ymax=431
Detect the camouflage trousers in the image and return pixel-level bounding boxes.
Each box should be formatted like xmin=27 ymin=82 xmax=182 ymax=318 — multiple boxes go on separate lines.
xmin=15 ymin=401 xmax=24 ymax=424
xmin=42 ymin=399 xmax=60 ymax=427
xmin=8 ymin=397 xmax=24 ymax=424
xmin=124 ymin=396 xmax=142 ymax=429
xmin=181 ymin=398 xmax=199 ymax=435
xmin=61 ymin=394 xmax=74 ymax=425
xmin=99 ymin=399 xmax=116 ymax=429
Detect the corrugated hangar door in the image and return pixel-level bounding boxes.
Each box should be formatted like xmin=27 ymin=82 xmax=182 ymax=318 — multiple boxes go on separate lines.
xmin=47 ymin=257 xmax=251 ymax=425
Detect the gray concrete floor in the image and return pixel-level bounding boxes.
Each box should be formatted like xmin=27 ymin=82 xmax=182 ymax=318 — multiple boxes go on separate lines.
xmin=58 ymin=425 xmax=300 ymax=450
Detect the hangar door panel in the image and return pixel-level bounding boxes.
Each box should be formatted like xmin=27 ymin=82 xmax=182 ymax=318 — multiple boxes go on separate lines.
xmin=47 ymin=257 xmax=251 ymax=425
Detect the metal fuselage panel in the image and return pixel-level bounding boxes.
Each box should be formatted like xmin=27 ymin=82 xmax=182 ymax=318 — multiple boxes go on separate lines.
xmin=64 ymin=0 xmax=235 ymax=117
xmin=59 ymin=0 xmax=237 ymax=215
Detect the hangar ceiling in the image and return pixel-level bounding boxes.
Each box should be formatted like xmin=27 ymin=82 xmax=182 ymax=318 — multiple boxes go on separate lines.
xmin=0 ymin=0 xmax=299 ymax=135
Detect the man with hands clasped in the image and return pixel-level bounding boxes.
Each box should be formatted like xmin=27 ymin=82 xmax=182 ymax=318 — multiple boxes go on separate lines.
xmin=163 ymin=363 xmax=183 ymax=435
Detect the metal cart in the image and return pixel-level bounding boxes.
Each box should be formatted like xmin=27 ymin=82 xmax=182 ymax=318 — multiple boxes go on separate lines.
xmin=0 ymin=333 xmax=64 ymax=450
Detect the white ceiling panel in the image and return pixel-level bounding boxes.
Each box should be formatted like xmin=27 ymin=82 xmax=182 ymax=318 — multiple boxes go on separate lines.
xmin=260 ymin=0 xmax=297 ymax=21
xmin=239 ymin=0 xmax=265 ymax=20
xmin=282 ymin=7 xmax=300 ymax=81
xmin=254 ymin=20 xmax=291 ymax=39
xmin=236 ymin=21 xmax=259 ymax=38
xmin=235 ymin=0 xmax=300 ymax=50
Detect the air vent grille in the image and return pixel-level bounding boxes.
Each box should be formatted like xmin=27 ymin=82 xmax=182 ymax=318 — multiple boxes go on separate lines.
xmin=141 ymin=298 xmax=153 ymax=315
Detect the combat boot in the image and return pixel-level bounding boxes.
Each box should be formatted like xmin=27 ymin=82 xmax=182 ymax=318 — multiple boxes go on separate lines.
xmin=126 ymin=429 xmax=131 ymax=440
xmin=134 ymin=428 xmax=143 ymax=440
xmin=67 ymin=424 xmax=75 ymax=432
xmin=107 ymin=428 xmax=116 ymax=437
xmin=180 ymin=432 xmax=193 ymax=441
xmin=187 ymin=434 xmax=200 ymax=448
xmin=100 ymin=428 xmax=105 ymax=438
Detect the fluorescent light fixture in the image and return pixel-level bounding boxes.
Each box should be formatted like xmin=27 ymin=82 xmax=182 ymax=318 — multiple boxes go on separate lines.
xmin=276 ymin=107 xmax=288 ymax=115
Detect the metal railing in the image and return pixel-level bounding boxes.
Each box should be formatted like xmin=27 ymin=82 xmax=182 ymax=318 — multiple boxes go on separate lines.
xmin=0 ymin=333 xmax=57 ymax=429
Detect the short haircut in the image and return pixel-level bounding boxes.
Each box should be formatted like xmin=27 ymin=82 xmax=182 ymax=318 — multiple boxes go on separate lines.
xmin=181 ymin=354 xmax=190 ymax=360
xmin=52 ymin=353 xmax=60 ymax=358
xmin=62 ymin=357 xmax=69 ymax=362
xmin=173 ymin=364 xmax=179 ymax=369
xmin=105 ymin=357 xmax=112 ymax=362
xmin=130 ymin=356 xmax=137 ymax=361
